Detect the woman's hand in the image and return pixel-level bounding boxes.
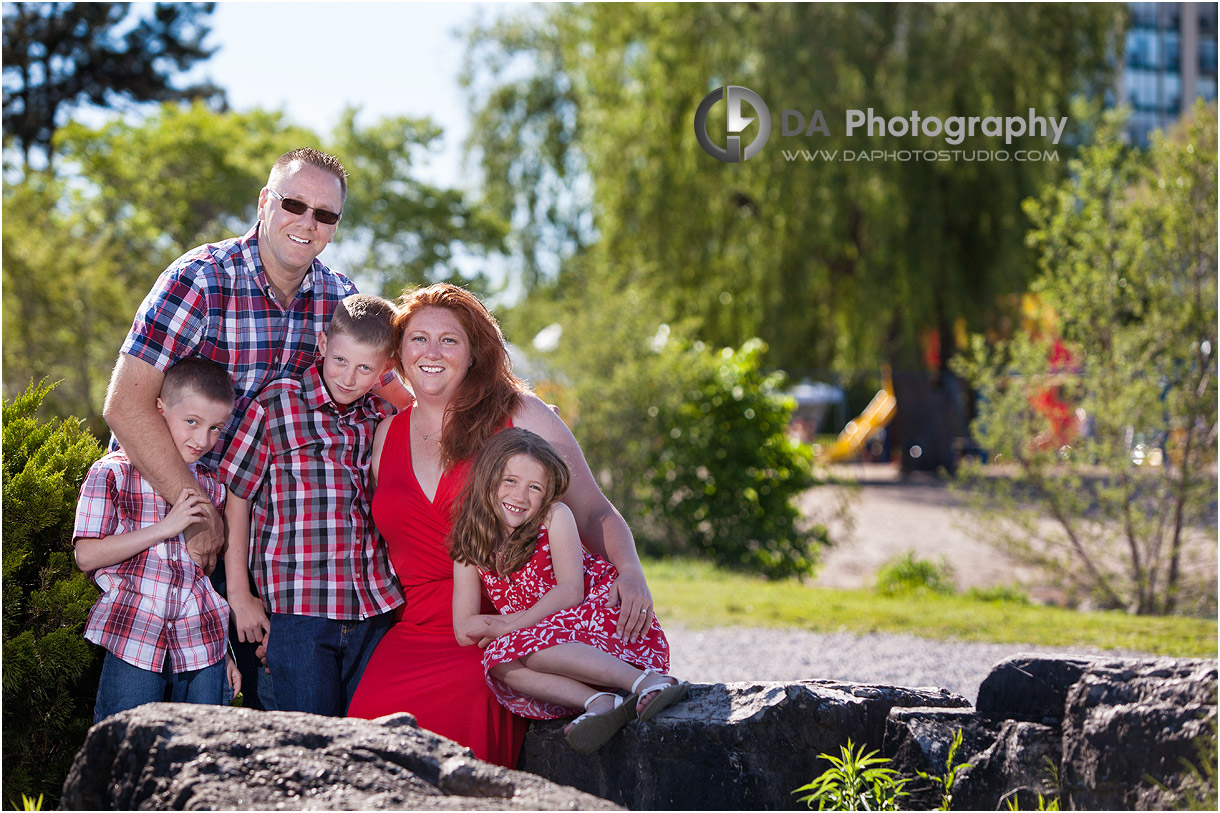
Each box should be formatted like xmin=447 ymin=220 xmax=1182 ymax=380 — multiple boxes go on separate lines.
xmin=607 ymin=567 xmax=654 ymax=643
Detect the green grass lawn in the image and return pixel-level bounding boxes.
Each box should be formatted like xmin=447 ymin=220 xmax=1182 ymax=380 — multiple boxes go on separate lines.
xmin=644 ymin=557 xmax=1218 ymax=658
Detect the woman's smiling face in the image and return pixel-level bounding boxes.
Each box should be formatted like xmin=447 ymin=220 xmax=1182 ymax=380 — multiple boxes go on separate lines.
xmin=400 ymin=306 xmax=473 ymax=400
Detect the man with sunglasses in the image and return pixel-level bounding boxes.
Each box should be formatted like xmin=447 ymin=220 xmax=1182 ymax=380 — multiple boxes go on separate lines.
xmin=103 ymin=147 xmax=411 ymax=600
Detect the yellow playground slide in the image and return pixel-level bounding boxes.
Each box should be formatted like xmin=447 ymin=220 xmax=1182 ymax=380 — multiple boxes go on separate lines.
xmin=819 ymin=368 xmax=896 ymax=464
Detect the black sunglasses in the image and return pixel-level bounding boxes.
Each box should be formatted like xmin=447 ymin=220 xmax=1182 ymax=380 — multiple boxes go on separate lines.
xmin=267 ymin=188 xmax=342 ymax=226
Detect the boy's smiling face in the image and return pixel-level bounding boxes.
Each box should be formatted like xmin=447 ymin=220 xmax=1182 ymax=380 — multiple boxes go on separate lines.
xmin=317 ymin=331 xmax=393 ymax=406
xmin=157 ymin=391 xmax=233 ymax=464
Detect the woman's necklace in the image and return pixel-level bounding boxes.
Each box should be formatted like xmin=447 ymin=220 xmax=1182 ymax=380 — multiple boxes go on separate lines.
xmin=415 ymin=412 xmax=443 ymax=442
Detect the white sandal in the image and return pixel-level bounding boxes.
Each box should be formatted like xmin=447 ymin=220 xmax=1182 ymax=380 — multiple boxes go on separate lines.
xmin=631 ymin=669 xmax=688 ymax=722
xmin=565 ymin=691 xmax=637 ymax=753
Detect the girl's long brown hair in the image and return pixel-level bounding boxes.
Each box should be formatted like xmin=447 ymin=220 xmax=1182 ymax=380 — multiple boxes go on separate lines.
xmin=448 ymin=428 xmax=572 ymax=576
xmin=394 ymin=283 xmax=528 ymax=469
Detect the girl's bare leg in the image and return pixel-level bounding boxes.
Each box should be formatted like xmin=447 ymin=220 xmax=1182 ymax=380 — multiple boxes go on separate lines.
xmin=514 ymin=642 xmax=679 ymax=715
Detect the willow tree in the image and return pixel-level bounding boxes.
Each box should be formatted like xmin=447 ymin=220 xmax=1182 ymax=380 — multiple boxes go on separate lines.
xmin=463 ymin=3 xmax=1125 ymax=377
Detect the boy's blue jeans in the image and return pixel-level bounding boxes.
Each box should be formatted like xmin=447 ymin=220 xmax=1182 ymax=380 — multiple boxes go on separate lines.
xmin=265 ymin=611 xmax=392 ymax=716
xmin=93 ymin=651 xmax=228 ymax=724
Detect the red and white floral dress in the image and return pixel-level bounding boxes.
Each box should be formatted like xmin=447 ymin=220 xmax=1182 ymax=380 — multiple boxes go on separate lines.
xmin=478 ymin=528 xmax=671 ymax=719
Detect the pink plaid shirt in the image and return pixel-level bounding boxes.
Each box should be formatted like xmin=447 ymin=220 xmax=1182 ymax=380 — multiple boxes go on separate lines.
xmin=74 ymin=452 xmax=228 ymax=673
xmin=220 ymin=364 xmax=405 ymax=620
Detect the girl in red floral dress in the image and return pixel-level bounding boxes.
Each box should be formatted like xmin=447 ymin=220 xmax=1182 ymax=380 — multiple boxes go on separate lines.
xmin=450 ymin=428 xmax=687 ymax=753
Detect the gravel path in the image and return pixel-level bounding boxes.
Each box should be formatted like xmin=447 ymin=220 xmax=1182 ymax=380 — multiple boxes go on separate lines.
xmin=664 ymin=624 xmax=1148 ymax=704
xmin=660 ymin=463 xmax=1195 ymax=704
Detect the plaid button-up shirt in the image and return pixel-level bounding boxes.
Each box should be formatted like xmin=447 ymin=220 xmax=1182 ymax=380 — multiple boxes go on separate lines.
xmin=75 ymin=452 xmax=229 ymax=673
xmin=117 ymin=225 xmax=361 ymax=470
xmin=220 ymin=364 xmax=405 ymax=620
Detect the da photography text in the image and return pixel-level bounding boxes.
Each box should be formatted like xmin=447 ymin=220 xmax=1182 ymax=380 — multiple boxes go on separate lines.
xmin=695 ymin=85 xmax=1069 ymax=164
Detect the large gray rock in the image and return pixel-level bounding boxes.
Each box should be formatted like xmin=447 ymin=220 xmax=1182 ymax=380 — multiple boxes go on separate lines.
xmin=59 ymin=703 xmax=619 ymax=811
xmin=883 ymin=707 xmax=1008 ymax=809
xmin=1060 ymin=657 xmax=1217 ymax=811
xmin=57 ymin=656 xmax=1217 ymax=811
xmin=976 ymin=655 xmax=1095 ymax=724
xmin=878 ymin=655 xmax=1218 ymax=811
xmin=951 ymin=720 xmax=1062 ymax=810
xmin=518 ymin=679 xmax=971 ymax=810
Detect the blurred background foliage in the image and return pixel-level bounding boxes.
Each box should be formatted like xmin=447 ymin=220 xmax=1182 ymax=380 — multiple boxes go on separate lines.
xmin=3 ymin=2 xmax=1211 ymax=596
xmin=463 ymin=2 xmax=1126 ymax=377
xmin=953 ymin=102 xmax=1218 ymax=616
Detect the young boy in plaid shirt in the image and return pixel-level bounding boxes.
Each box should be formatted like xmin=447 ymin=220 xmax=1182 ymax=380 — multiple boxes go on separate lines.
xmin=220 ymin=293 xmax=405 ymax=716
xmin=75 ymin=358 xmax=242 ymax=723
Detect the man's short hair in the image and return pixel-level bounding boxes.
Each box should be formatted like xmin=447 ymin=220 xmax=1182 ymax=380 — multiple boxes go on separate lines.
xmin=160 ymin=357 xmax=236 ymax=408
xmin=269 ymin=147 xmax=348 ymax=202
xmin=327 ymin=294 xmax=398 ymax=355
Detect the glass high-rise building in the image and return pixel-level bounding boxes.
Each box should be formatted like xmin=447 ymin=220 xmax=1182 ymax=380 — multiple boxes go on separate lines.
xmin=1117 ymin=2 xmax=1218 ymax=144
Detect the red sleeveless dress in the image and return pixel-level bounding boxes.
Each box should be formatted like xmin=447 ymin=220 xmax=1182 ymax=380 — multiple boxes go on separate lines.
xmin=347 ymin=407 xmax=527 ymax=767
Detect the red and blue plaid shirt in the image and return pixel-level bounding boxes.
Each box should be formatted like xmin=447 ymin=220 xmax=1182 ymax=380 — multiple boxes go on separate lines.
xmin=117 ymin=225 xmax=365 ymax=470
xmin=220 ymin=364 xmax=405 ymax=620
xmin=74 ymin=452 xmax=229 ymax=673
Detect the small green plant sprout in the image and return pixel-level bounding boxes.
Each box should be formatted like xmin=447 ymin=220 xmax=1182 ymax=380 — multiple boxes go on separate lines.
xmin=793 ymin=738 xmax=910 ymax=811
xmin=1002 ymin=791 xmax=1061 ymax=811
xmin=1000 ymin=757 xmax=1062 ymax=810
xmin=915 ymin=727 xmax=973 ymax=810
xmin=19 ymin=794 xmax=45 ymax=811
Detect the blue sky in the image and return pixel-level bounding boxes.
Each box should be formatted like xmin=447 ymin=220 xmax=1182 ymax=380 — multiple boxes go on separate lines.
xmin=189 ymin=2 xmax=529 ymax=189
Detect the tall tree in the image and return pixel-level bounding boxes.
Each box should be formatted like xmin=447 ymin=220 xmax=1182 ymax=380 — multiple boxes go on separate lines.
xmin=464 ymin=3 xmax=1126 ymax=378
xmin=328 ymin=108 xmax=507 ymax=297
xmin=2 ymin=2 xmax=223 ymax=166
xmin=3 ymin=104 xmax=504 ymax=431
xmin=954 ymin=103 xmax=1218 ymax=615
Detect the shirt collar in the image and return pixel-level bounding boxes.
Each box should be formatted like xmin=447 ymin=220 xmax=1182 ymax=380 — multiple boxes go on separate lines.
xmin=241 ymin=225 xmax=318 ymax=300
xmin=301 ymin=362 xmax=386 ymax=420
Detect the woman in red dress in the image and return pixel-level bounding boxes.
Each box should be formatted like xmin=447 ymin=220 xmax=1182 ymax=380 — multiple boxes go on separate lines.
xmin=450 ymin=428 xmax=686 ymax=754
xmin=347 ymin=284 xmax=656 ymax=768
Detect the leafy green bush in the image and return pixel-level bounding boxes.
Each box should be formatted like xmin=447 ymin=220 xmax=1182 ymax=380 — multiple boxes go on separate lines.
xmin=3 ymin=381 xmax=104 ymax=806
xmin=952 ymin=103 xmax=1218 ymax=616
xmin=533 ymin=277 xmax=828 ymax=580
xmin=875 ymin=550 xmax=957 ymax=596
xmin=639 ymin=339 xmax=823 ymax=579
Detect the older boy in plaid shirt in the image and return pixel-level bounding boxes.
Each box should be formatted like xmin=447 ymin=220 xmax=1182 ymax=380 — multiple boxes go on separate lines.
xmin=75 ymin=358 xmax=241 ymax=722
xmin=220 ymin=294 xmax=405 ymax=716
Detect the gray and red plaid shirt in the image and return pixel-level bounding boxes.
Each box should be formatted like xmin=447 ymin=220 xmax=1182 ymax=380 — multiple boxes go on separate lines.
xmin=220 ymin=364 xmax=405 ymax=620
xmin=74 ymin=452 xmax=229 ymax=672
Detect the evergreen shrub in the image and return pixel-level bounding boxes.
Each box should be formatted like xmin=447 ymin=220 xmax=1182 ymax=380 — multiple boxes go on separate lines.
xmin=2 ymin=381 xmax=104 ymax=806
